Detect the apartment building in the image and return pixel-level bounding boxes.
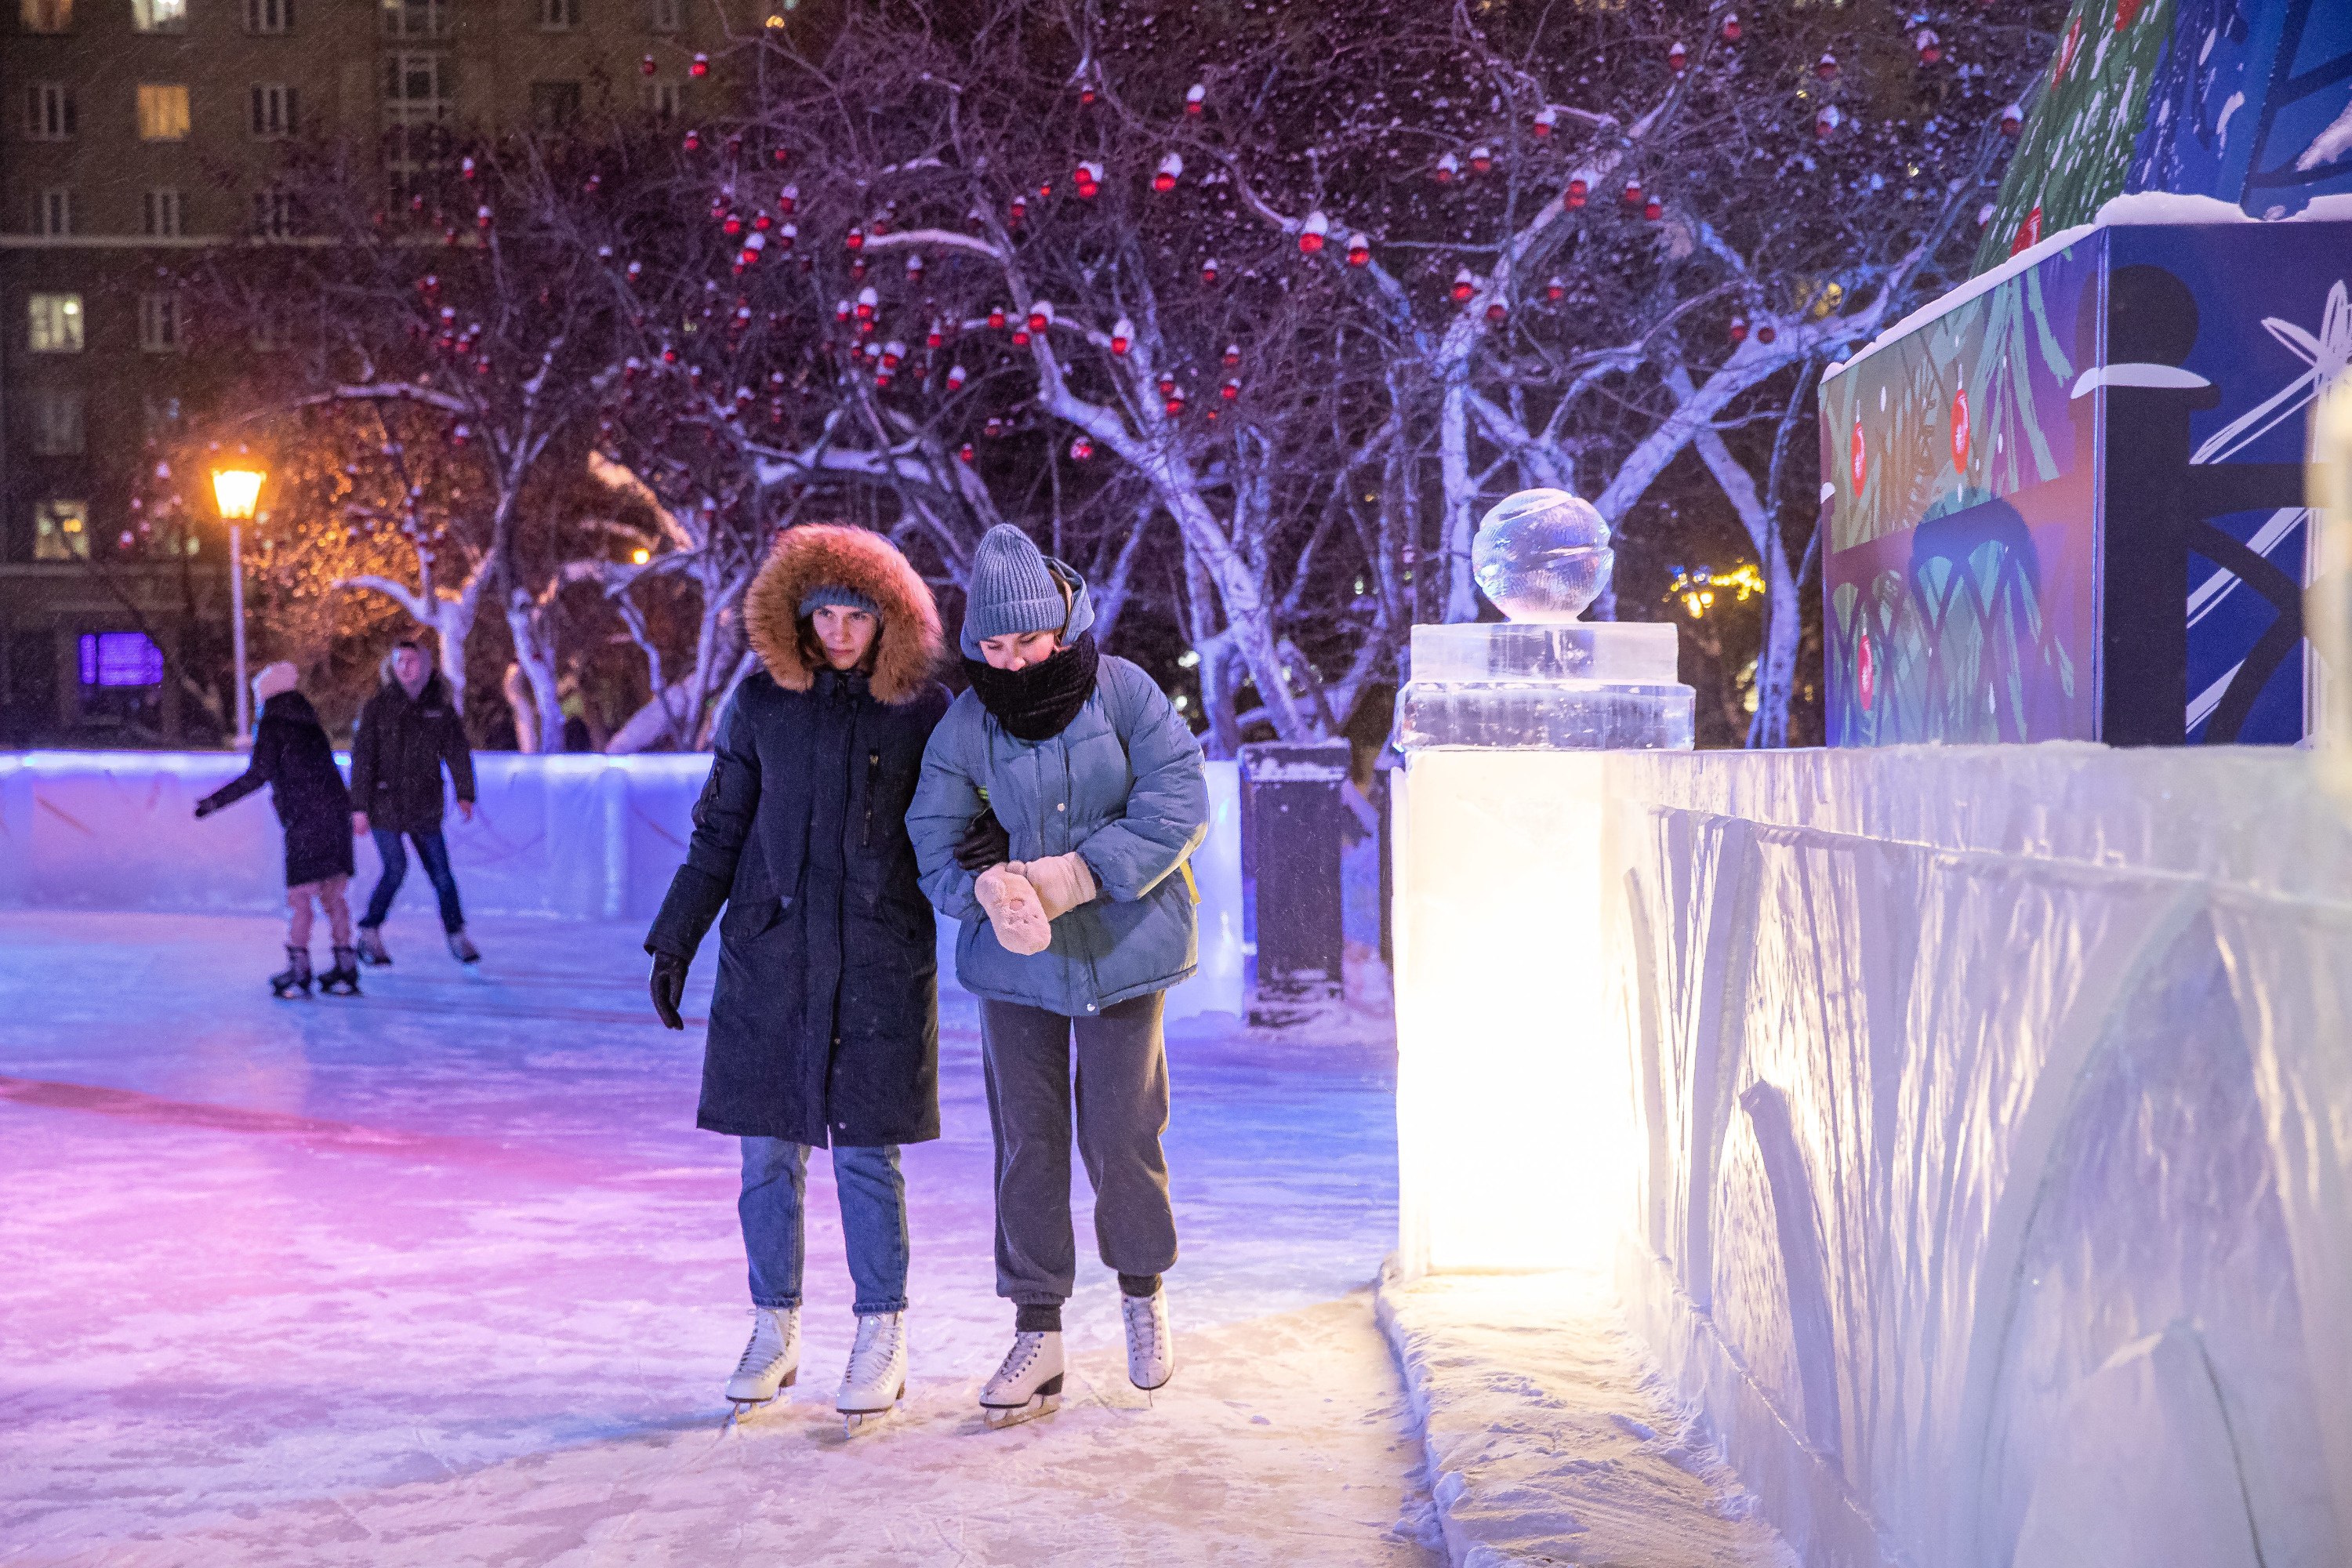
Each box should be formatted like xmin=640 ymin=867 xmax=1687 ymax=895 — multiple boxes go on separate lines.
xmin=2 ymin=0 xmax=758 ymax=745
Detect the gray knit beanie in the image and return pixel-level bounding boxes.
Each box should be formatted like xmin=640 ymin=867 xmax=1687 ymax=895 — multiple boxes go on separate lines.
xmin=960 ymin=525 xmax=1097 ymax=658
xmin=798 ymin=583 xmax=882 ymax=620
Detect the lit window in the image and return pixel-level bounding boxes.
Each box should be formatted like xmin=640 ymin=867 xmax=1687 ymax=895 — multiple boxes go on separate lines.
xmin=26 ymin=83 xmax=75 ymax=140
xmin=244 ymin=0 xmax=290 ymax=31
xmin=35 ymin=499 xmax=89 ymax=561
xmin=144 ymin=188 xmax=184 ymax=237
xmin=139 ymin=293 xmax=183 ymax=353
xmin=80 ymin=633 xmax=165 ymax=688
xmin=32 ymin=390 xmax=85 ymax=455
xmin=28 ymin=293 xmax=83 ymax=353
xmin=132 ymin=0 xmax=186 ymax=28
xmin=379 ymin=0 xmax=441 ymax=36
xmin=650 ymin=0 xmax=679 ymax=31
xmin=137 ymin=84 xmax=191 ymax=140
xmin=645 ymin=81 xmax=684 ymax=121
xmin=251 ymin=83 xmax=298 ymax=137
xmin=20 ymin=0 xmax=71 ymax=31
xmin=537 ymin=0 xmax=578 ymax=28
xmin=37 ymin=187 xmax=74 ymax=237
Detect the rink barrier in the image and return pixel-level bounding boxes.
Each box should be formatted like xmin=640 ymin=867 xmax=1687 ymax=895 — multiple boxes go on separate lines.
xmin=1392 ymin=741 xmax=2352 ymax=1568
xmin=0 ymin=751 xmax=1246 ymax=1023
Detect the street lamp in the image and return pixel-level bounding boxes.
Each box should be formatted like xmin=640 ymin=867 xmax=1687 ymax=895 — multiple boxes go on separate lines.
xmin=211 ymin=466 xmax=264 ymax=746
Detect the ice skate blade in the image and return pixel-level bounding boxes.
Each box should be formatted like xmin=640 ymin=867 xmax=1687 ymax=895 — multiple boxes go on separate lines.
xmin=1130 ymin=1365 xmax=1174 ymax=1393
xmin=982 ymin=1391 xmax=1061 ymax=1430
xmin=837 ymin=1380 xmax=905 ymax=1433
xmin=722 ymin=1365 xmax=797 ymax=1422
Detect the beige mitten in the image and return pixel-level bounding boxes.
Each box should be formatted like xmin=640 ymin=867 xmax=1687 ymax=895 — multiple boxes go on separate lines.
xmin=1014 ymin=852 xmax=1098 ymax=921
xmin=975 ymin=863 xmax=1052 ymax=955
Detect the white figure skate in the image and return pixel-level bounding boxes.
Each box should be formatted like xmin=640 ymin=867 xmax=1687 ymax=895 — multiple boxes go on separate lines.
xmin=724 ymin=1305 xmax=800 ymax=1425
xmin=1121 ymin=1287 xmax=1175 ymax=1393
xmin=979 ymin=1330 xmax=1065 ymax=1430
xmin=836 ymin=1312 xmax=908 ymax=1435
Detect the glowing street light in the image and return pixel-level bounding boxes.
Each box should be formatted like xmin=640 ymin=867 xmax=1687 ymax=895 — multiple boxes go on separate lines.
xmin=210 ymin=463 xmax=266 ymax=745
xmin=210 ymin=467 xmax=263 ymax=521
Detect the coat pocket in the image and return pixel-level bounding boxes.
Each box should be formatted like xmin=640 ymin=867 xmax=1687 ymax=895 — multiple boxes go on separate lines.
xmin=719 ymin=896 xmax=789 ymax=942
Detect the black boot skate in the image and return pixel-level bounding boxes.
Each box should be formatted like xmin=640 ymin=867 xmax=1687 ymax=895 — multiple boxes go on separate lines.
xmin=270 ymin=946 xmax=314 ymax=999
xmin=318 ymin=947 xmax=363 ymax=996
xmin=355 ymin=927 xmax=392 ymax=966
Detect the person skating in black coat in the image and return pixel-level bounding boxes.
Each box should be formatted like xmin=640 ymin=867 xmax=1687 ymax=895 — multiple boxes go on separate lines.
xmin=194 ymin=662 xmax=361 ymax=998
xmin=644 ymin=524 xmax=949 ymax=1425
xmin=349 ymin=640 xmax=480 ymax=967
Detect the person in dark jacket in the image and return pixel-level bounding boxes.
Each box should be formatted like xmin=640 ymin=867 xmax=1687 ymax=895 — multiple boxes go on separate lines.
xmin=349 ymin=640 xmax=481 ymax=966
xmin=194 ymin=662 xmax=361 ymax=998
xmin=908 ymin=524 xmax=1210 ymax=1428
xmin=644 ymin=524 xmax=949 ymax=1426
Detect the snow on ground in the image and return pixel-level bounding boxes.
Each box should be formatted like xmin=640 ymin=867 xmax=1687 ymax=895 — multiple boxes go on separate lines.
xmin=1377 ymin=1264 xmax=1794 ymax=1568
xmin=0 ymin=913 xmax=1437 ymax=1566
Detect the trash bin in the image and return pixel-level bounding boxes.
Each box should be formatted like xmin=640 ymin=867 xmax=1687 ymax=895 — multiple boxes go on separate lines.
xmin=1237 ymin=740 xmax=1351 ymax=1027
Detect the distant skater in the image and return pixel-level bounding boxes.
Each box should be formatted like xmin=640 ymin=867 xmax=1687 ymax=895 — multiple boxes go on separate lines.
xmin=350 ymin=640 xmax=481 ymax=967
xmin=194 ymin=662 xmax=361 ymax=999
xmin=643 ymin=525 xmax=949 ymax=1432
xmin=909 ymin=524 xmax=1210 ymax=1429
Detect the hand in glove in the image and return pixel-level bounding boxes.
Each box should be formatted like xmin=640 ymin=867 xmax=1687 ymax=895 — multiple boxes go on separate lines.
xmin=954 ymin=807 xmax=1011 ymax=872
xmin=1011 ymin=852 xmax=1097 ymax=921
xmin=648 ymin=951 xmax=690 ymax=1030
xmin=975 ymin=863 xmax=1052 ymax=956
xmin=193 ymin=797 xmax=219 ymax=820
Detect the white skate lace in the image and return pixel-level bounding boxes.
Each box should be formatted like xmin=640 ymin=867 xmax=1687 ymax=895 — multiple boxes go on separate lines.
xmin=991 ymin=1331 xmax=1041 ymax=1386
xmin=844 ymin=1315 xmax=902 ymax=1383
xmin=736 ymin=1308 xmax=789 ymax=1375
xmin=1123 ymin=1296 xmax=1164 ymax=1363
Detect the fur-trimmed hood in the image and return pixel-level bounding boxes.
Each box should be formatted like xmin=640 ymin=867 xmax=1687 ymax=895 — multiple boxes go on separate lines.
xmin=744 ymin=524 xmax=944 ymax=704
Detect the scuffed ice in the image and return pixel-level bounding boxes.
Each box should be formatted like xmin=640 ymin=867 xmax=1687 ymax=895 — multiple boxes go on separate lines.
xmin=0 ymin=913 xmax=1432 ymax=1566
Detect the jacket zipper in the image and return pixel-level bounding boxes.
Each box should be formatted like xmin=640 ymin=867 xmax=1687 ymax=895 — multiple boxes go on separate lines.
xmin=862 ymin=750 xmax=880 ymax=850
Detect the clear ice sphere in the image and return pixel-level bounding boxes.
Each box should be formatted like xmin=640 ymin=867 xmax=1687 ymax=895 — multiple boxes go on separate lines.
xmin=1472 ymin=488 xmax=1614 ymax=622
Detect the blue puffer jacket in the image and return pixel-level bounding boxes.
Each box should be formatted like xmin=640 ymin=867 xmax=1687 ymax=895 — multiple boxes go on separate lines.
xmin=909 ymin=655 xmax=1209 ymax=1017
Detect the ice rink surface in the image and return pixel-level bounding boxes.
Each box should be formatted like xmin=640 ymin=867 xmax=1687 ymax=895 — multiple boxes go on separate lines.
xmin=0 ymin=913 xmax=1435 ymax=1566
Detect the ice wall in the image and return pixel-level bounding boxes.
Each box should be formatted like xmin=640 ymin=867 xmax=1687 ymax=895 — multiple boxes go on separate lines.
xmin=0 ymin=751 xmax=1246 ymax=1022
xmin=1599 ymin=743 xmax=2352 ymax=1568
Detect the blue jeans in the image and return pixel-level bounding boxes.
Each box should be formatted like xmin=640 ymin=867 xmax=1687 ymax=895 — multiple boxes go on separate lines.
xmin=362 ymin=828 xmax=465 ymax=933
xmin=739 ymin=1138 xmax=909 ymax=1315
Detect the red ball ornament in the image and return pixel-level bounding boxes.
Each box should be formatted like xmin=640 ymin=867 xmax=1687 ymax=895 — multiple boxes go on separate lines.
xmin=1730 ymin=315 xmax=1748 ymax=342
xmin=690 ymin=53 xmax=708 ymax=78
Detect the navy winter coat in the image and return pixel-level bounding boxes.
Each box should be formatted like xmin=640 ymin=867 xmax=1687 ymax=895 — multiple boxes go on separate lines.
xmin=197 ymin=691 xmax=357 ymax=887
xmin=909 ymin=654 xmax=1210 ymax=1018
xmin=644 ymin=524 xmax=950 ymax=1148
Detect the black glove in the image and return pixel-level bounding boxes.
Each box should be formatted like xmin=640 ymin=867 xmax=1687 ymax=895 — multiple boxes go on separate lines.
xmin=954 ymin=806 xmax=1011 ymax=871
xmin=193 ymin=797 xmax=218 ymax=820
xmin=648 ymin=951 xmax=689 ymax=1030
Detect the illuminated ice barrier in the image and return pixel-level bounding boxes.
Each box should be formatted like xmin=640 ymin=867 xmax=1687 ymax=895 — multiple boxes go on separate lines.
xmin=1392 ymin=615 xmax=1694 ymax=1275
xmin=0 ymin=751 xmax=1247 ymax=1022
xmin=1605 ymin=744 xmax=2352 ymax=1568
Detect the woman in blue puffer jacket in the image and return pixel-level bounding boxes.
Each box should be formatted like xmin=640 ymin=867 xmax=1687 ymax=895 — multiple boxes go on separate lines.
xmin=908 ymin=524 xmax=1208 ymax=1429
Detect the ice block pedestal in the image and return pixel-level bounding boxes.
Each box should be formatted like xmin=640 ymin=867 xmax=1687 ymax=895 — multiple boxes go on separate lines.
xmin=1392 ymin=617 xmax=1692 ymax=1276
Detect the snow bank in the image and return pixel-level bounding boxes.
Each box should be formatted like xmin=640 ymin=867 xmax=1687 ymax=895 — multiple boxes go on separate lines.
xmin=0 ymin=752 xmax=1247 ymax=1023
xmin=1593 ymin=745 xmax=2352 ymax=1567
xmin=1374 ymin=1260 xmax=1793 ymax=1567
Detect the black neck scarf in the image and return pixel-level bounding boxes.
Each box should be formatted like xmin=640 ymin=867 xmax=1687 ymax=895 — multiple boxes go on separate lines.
xmin=964 ymin=632 xmax=1099 ymax=742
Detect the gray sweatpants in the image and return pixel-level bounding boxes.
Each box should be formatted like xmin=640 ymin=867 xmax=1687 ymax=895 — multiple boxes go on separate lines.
xmin=979 ymin=992 xmax=1178 ymax=1305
